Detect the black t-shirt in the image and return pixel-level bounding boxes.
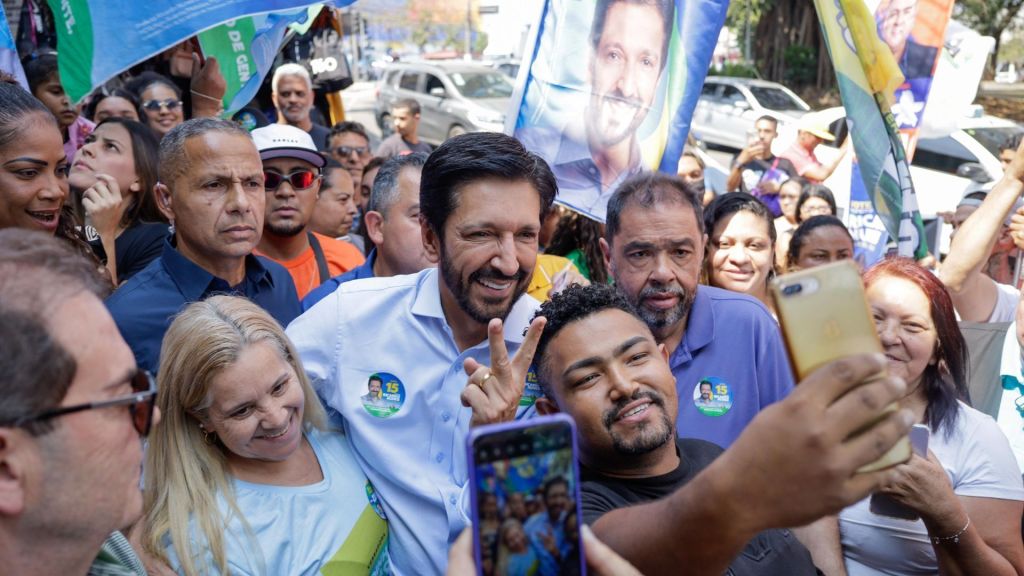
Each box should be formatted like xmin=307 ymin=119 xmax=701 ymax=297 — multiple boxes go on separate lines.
xmin=88 ymin=221 xmax=169 ymax=284
xmin=581 ymin=438 xmax=820 ymax=576
xmin=737 ymin=155 xmax=797 ymax=194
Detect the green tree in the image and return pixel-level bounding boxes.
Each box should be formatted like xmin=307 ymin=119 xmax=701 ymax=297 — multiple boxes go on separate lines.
xmin=751 ymin=0 xmax=834 ymax=91
xmin=955 ymin=0 xmax=1024 ymax=70
xmin=725 ymin=0 xmax=773 ymax=62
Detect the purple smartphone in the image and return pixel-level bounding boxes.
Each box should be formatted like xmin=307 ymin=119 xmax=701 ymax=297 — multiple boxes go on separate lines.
xmin=467 ymin=414 xmax=586 ymax=576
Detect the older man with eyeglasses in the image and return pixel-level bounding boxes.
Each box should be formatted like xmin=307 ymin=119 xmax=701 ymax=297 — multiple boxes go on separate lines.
xmin=0 ymin=228 xmax=160 ymax=574
xmin=106 ymin=118 xmax=301 ymax=375
xmin=252 ymin=124 xmax=364 ymax=299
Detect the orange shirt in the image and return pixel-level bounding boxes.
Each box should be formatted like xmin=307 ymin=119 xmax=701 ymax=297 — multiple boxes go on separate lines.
xmin=258 ymin=232 xmax=365 ymax=300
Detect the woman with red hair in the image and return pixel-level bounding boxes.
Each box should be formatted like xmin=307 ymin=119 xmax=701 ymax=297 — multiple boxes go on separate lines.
xmin=837 ymin=258 xmax=1024 ymax=574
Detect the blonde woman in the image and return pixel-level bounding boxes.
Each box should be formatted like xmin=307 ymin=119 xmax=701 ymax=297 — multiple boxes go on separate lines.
xmin=140 ymin=295 xmax=389 ymax=575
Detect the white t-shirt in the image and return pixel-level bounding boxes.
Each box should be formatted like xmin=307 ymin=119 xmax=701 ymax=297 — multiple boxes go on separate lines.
xmin=997 ymin=321 xmax=1024 ymax=472
xmin=167 ymin=426 xmax=390 ymax=575
xmin=839 ymin=402 xmax=1024 ymax=576
xmin=988 ymin=281 xmax=1020 ymax=323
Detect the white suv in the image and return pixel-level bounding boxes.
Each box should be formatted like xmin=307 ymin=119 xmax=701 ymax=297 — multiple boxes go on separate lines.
xmin=775 ymin=106 xmax=1023 ymax=253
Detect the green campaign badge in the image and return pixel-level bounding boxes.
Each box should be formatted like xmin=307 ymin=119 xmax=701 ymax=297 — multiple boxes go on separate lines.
xmin=361 ymin=372 xmax=405 ymax=418
xmin=693 ymin=377 xmax=732 ymax=417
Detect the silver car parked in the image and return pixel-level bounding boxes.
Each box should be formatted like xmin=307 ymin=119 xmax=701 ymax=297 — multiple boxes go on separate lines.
xmin=691 ymin=77 xmax=811 ymax=150
xmin=374 ymin=61 xmax=513 ymax=146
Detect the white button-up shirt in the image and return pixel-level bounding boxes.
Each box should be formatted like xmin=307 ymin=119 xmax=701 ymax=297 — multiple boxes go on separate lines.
xmin=287 ymin=267 xmax=540 ymax=575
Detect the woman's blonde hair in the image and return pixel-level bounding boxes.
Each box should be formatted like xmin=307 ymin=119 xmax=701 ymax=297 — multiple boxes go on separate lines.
xmin=141 ymin=295 xmax=327 ymax=576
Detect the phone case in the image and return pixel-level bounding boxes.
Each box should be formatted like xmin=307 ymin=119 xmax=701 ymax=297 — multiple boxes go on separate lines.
xmin=466 ymin=415 xmax=587 ymax=576
xmin=770 ymin=260 xmax=911 ymax=473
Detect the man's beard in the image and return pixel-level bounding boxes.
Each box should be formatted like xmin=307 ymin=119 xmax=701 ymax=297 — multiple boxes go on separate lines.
xmin=439 ymin=245 xmax=530 ymax=325
xmin=601 ymin=389 xmax=674 ymax=456
xmin=282 ymin=105 xmax=308 ymax=124
xmin=588 ymin=89 xmax=647 ymax=148
xmin=627 ymin=281 xmax=694 ymax=333
xmin=266 ymin=219 xmax=305 ymax=238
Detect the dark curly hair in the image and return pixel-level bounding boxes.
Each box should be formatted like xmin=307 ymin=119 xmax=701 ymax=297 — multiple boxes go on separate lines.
xmin=546 ymin=211 xmax=608 ymax=284
xmin=531 ymin=283 xmax=638 ymax=394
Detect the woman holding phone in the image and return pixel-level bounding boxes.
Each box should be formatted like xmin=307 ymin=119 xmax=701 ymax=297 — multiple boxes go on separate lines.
xmin=140 ymin=296 xmax=389 ymax=575
xmin=838 ymin=258 xmax=1023 ymax=574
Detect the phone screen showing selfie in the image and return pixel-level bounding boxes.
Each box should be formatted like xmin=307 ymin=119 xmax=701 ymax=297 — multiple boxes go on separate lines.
xmin=470 ymin=418 xmax=584 ymax=576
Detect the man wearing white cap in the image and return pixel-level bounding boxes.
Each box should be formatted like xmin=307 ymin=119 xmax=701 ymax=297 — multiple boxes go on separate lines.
xmin=253 ymin=124 xmax=365 ymax=300
xmin=780 ymin=114 xmax=846 ymax=183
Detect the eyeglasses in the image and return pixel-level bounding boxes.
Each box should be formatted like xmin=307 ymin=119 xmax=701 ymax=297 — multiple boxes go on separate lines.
xmin=333 ymin=145 xmax=370 ymax=157
xmin=264 ymin=169 xmax=320 ymax=191
xmin=142 ymin=98 xmax=182 ymax=112
xmin=12 ymin=370 xmax=157 ymax=437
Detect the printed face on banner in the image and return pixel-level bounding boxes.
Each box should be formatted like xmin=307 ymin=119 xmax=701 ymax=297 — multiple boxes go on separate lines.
xmin=587 ymin=2 xmax=667 ymax=150
xmin=511 ymin=0 xmax=728 ymax=223
xmin=872 ymin=0 xmax=952 ymax=132
xmin=877 ymin=0 xmax=918 ymax=56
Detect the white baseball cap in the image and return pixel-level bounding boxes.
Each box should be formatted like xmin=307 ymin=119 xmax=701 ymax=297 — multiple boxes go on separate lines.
xmin=251 ymin=124 xmax=326 ymax=168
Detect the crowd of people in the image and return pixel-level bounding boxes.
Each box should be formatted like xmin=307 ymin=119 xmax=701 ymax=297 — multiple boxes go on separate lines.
xmin=2 ymin=9 xmax=1024 ymax=576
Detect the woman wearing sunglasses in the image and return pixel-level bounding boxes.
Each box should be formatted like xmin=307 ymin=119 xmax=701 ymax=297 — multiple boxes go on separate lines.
xmin=126 ymin=73 xmax=185 ymax=139
xmin=69 ymin=118 xmax=167 ymax=284
xmin=140 ymin=295 xmax=389 ymax=576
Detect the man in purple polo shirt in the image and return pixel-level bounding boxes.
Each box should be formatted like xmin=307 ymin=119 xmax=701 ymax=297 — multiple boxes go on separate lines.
xmin=599 ymin=172 xmax=793 ymax=448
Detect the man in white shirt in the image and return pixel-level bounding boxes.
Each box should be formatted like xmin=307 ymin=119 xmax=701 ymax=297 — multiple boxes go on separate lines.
xmin=287 ymin=132 xmax=555 ymax=575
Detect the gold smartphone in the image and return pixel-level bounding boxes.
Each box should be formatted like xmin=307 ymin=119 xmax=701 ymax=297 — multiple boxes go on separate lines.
xmin=770 ymin=260 xmax=910 ymax=473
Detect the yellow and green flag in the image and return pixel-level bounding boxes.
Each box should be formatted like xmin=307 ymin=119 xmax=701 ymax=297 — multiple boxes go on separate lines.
xmin=815 ymin=0 xmax=929 ymax=260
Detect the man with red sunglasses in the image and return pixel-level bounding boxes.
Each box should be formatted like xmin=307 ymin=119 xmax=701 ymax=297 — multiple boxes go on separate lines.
xmin=252 ymin=124 xmax=365 ymax=300
xmin=0 ymin=228 xmax=160 ymax=573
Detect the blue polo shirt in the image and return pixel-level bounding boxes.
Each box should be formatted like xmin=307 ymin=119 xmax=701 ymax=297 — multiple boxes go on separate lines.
xmin=287 ymin=267 xmax=541 ymax=575
xmin=301 ymin=249 xmax=377 ymax=311
xmin=106 ymin=239 xmax=301 ymax=374
xmin=672 ymin=285 xmax=794 ymax=448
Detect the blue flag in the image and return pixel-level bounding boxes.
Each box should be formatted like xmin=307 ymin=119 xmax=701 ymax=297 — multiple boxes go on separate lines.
xmin=0 ymin=7 xmax=27 ymax=89
xmin=45 ymin=0 xmax=353 ymax=104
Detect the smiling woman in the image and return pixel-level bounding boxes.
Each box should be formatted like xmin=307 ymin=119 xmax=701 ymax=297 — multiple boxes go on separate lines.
xmin=703 ymin=192 xmax=778 ymax=311
xmin=837 ymin=258 xmax=1024 ymax=575
xmin=141 ymin=295 xmax=389 ymax=576
xmin=0 ymin=82 xmax=96 ymax=259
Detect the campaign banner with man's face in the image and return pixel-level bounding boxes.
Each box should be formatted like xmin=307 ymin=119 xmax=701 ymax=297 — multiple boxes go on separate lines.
xmin=844 ymin=0 xmax=951 ymax=266
xmin=508 ymin=0 xmax=729 ymax=223
xmin=875 ymin=0 xmax=954 ymax=157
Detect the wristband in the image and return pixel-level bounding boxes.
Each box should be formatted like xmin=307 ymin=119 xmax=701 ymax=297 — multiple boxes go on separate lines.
xmin=190 ymin=89 xmax=222 ymax=103
xmin=930 ymin=516 xmax=969 ymax=546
